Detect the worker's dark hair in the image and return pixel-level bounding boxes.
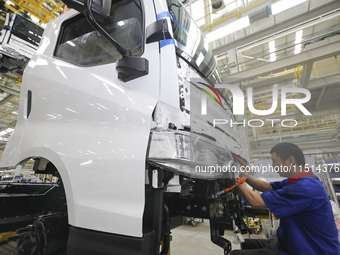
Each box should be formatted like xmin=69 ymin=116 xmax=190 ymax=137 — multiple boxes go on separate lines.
xmin=270 ymin=142 xmax=305 ymax=167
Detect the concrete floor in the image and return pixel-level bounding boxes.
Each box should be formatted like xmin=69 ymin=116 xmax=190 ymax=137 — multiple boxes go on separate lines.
xmin=170 ymin=220 xmax=265 ymax=255
xmin=0 ymin=220 xmax=264 ymax=255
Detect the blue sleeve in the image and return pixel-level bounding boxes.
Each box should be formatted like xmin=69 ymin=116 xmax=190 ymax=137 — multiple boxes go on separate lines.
xmin=270 ymin=179 xmax=288 ymax=190
xmin=261 ymin=182 xmax=313 ymax=219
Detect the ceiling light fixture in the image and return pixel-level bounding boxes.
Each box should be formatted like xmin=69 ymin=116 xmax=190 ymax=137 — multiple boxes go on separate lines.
xmin=294 ymin=30 xmax=303 ymax=54
xmin=271 ymin=0 xmax=307 ymax=15
xmin=206 ymin=16 xmax=250 ymax=43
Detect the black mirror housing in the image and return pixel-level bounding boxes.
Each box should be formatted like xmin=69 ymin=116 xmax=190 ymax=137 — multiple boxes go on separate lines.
xmin=146 ymin=19 xmax=172 ymax=44
xmin=116 ymin=57 xmax=149 ymax=82
xmin=63 ymin=0 xmax=112 ymax=18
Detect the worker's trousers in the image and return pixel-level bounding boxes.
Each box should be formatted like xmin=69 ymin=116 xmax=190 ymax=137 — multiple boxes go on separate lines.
xmin=230 ymin=238 xmax=282 ymax=255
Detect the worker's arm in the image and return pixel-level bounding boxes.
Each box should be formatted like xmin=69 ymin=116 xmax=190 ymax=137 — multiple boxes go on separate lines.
xmin=237 ymin=183 xmax=268 ymax=209
xmin=246 ymin=175 xmax=273 ymax=192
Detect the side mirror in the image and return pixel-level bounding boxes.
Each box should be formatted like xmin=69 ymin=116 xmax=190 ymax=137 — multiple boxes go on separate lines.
xmin=116 ymin=57 xmax=149 ymax=82
xmin=62 ymin=0 xmax=112 ymax=18
xmin=146 ymin=19 xmax=172 ymax=44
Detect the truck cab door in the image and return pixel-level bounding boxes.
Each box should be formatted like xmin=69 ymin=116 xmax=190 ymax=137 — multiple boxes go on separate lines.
xmin=5 ymin=0 xmax=161 ymax=241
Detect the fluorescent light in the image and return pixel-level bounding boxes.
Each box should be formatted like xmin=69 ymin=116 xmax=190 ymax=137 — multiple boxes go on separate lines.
xmin=295 ymin=30 xmax=303 ymax=43
xmin=269 ymin=40 xmax=276 ymax=62
xmin=271 ymin=0 xmax=307 ymax=15
xmin=294 ymin=30 xmax=303 ymax=54
xmin=269 ymin=40 xmax=275 ymax=52
xmin=270 ymin=53 xmax=276 ymax=62
xmin=206 ymin=16 xmax=250 ymax=42
xmin=294 ymin=44 xmax=302 ymax=54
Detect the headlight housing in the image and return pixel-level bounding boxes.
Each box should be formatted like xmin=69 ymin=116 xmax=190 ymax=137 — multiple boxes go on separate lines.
xmin=147 ymin=130 xmax=235 ymax=180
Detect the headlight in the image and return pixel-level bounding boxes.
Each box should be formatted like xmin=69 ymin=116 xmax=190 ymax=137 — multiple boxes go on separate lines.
xmin=147 ymin=130 xmax=235 ymax=180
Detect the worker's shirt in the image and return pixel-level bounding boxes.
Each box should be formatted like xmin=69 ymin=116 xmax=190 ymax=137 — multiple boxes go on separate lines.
xmin=261 ymin=173 xmax=340 ymax=255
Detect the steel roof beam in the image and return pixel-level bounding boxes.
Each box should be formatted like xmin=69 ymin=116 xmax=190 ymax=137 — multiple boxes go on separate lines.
xmin=308 ymin=74 xmax=340 ymax=90
xmin=300 ymin=63 xmax=314 ymax=89
xmin=212 ymin=1 xmax=340 ymax=55
xmin=315 ymin=86 xmax=327 ymax=109
xmin=0 ymin=85 xmax=20 ymax=97
xmin=221 ymin=41 xmax=340 ymax=84
xmin=244 ymin=73 xmax=340 ymax=96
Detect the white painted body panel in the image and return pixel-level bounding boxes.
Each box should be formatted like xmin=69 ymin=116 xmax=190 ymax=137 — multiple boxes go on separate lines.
xmin=152 ymin=0 xmax=183 ymax=131
xmin=1 ymin=2 xmax=160 ymax=237
xmin=0 ymin=0 xmax=248 ymax=240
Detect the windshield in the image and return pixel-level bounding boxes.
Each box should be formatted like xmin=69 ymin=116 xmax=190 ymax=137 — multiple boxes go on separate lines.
xmin=55 ymin=0 xmax=143 ymax=66
xmin=166 ymin=0 xmax=221 ymax=84
xmin=12 ymin=14 xmax=44 ymax=47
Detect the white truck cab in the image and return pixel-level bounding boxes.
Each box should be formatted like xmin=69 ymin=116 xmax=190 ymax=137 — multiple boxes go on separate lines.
xmin=0 ymin=0 xmax=249 ymax=254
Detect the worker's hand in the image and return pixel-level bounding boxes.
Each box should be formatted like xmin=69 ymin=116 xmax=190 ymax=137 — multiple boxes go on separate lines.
xmin=236 ymin=177 xmax=247 ymax=186
xmin=239 ymin=169 xmax=248 ymax=178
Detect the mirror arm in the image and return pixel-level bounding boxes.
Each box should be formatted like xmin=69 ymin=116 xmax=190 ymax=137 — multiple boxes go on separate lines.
xmin=84 ymin=0 xmax=132 ymax=57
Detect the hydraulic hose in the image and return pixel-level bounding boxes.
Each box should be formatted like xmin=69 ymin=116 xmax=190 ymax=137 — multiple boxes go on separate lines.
xmin=216 ymin=153 xmax=250 ymax=196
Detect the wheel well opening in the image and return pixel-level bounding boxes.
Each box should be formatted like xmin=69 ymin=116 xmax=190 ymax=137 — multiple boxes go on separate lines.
xmin=0 ymin=157 xmax=69 ymax=255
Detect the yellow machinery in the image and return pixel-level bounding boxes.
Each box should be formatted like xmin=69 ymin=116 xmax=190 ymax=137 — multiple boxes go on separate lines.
xmin=4 ymin=0 xmax=65 ymax=24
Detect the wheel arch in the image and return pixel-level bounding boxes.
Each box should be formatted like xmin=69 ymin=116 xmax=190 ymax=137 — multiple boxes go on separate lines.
xmin=13 ymin=146 xmax=75 ymax=224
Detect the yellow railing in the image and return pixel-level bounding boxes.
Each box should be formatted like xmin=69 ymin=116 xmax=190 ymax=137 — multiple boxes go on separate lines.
xmin=5 ymin=0 xmax=64 ymax=24
xmin=242 ymin=63 xmax=339 ymax=138
xmin=198 ymin=0 xmax=267 ymax=31
xmin=245 ymin=66 xmax=303 ymax=119
xmin=246 ymin=93 xmax=299 ymax=120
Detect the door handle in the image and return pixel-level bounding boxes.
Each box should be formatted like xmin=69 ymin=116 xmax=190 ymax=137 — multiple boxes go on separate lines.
xmin=26 ymin=90 xmax=32 ymax=118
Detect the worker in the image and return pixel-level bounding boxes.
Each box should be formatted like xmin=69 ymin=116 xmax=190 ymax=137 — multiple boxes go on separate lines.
xmin=231 ymin=142 xmax=340 ymax=255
